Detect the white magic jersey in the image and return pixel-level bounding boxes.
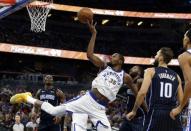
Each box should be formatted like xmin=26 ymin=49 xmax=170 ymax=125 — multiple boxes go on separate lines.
xmin=92 ymin=66 xmax=124 ymax=102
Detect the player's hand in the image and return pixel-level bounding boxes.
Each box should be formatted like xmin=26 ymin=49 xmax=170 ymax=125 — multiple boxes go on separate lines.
xmin=87 ymin=20 xmax=97 ymax=34
xmin=126 ymin=111 xmax=136 ymax=120
xmin=53 ymin=116 xmax=61 ymax=124
xmin=170 ymin=106 xmax=182 ymax=120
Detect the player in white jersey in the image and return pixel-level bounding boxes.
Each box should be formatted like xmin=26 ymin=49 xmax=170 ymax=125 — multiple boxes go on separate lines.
xmin=170 ymin=29 xmax=191 ymax=130
xmin=10 ymin=21 xmax=147 ymax=131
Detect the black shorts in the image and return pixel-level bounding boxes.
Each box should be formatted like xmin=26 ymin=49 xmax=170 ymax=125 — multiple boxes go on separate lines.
xmin=38 ymin=124 xmax=61 ymax=131
xmin=143 ymin=109 xmax=183 ymax=131
xmin=119 ymin=117 xmax=144 ymax=131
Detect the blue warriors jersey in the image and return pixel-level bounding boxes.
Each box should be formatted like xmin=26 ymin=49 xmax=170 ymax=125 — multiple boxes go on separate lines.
xmin=39 ymin=88 xmax=59 ymax=126
xmin=148 ymin=67 xmax=179 ymax=110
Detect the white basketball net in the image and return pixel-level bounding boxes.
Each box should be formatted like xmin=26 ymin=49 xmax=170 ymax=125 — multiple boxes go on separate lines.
xmin=26 ymin=1 xmax=52 ymax=32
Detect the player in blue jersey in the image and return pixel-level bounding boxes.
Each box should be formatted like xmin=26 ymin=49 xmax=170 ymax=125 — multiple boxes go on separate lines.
xmin=119 ymin=65 xmax=145 ymax=131
xmin=127 ymin=47 xmax=183 ymax=131
xmin=33 ymin=75 xmax=65 ymax=131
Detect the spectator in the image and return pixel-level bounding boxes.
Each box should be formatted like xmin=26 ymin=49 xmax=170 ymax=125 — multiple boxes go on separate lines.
xmin=1 ymin=113 xmax=14 ymax=130
xmin=26 ymin=113 xmax=38 ymax=131
xmin=13 ymin=115 xmax=24 ymax=131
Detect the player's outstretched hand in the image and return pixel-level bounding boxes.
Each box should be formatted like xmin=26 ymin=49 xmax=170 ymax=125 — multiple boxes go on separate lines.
xmin=87 ymin=20 xmax=97 ymax=34
xmin=170 ymin=106 xmax=182 ymax=120
xmin=126 ymin=111 xmax=136 ymax=121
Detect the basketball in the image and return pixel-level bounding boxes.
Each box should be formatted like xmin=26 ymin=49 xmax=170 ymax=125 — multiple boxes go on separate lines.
xmin=77 ymin=8 xmax=93 ymax=24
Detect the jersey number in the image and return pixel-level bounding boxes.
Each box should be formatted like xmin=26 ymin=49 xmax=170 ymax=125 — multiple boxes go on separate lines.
xmin=160 ymin=82 xmax=172 ymax=98
xmin=109 ymin=78 xmax=116 ymax=85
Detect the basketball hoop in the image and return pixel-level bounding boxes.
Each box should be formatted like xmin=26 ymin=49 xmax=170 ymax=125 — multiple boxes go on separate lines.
xmin=26 ymin=0 xmax=52 ymax=32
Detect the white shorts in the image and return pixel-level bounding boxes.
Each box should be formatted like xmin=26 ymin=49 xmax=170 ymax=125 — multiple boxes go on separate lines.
xmin=65 ymin=91 xmax=111 ymax=130
xmin=72 ymin=113 xmax=88 ymax=129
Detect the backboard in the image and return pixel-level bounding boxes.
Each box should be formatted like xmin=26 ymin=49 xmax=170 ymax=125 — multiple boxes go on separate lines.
xmin=0 ymin=0 xmax=35 ymax=19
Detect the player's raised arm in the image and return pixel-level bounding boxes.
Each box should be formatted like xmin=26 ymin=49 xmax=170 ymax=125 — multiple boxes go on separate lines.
xmin=87 ymin=21 xmax=105 ymax=68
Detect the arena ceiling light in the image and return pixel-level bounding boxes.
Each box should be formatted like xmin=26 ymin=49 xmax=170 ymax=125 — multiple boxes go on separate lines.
xmin=102 ymin=19 xmax=109 ymax=25
xmin=126 ymin=21 xmax=134 ymax=26
xmin=126 ymin=22 xmax=129 ymax=26
xmin=137 ymin=21 xmax=143 ymax=26
xmin=73 ymin=16 xmax=78 ymax=21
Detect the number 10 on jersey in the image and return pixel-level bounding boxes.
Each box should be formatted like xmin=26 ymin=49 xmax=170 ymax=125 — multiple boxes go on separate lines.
xmin=160 ymin=82 xmax=172 ymax=98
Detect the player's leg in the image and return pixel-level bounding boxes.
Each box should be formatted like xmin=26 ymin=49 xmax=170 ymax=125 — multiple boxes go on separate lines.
xmin=41 ymin=93 xmax=96 ymax=117
xmin=66 ymin=92 xmax=111 ymax=131
xmin=144 ymin=109 xmax=182 ymax=131
xmin=10 ymin=92 xmax=66 ymax=116
xmin=10 ymin=91 xmax=94 ymax=118
xmin=143 ymin=109 xmax=156 ymax=131
xmin=71 ymin=123 xmax=86 ymax=131
xmin=41 ymin=92 xmax=95 ymax=118
xmin=75 ymin=91 xmax=111 ymax=131
xmin=158 ymin=110 xmax=182 ymax=131
xmin=168 ymin=113 xmax=183 ymax=131
xmin=71 ymin=113 xmax=88 ymax=131
xmin=71 ymin=122 xmax=87 ymax=131
xmin=90 ymin=114 xmax=111 ymax=131
xmin=88 ymin=102 xmax=111 ymax=131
